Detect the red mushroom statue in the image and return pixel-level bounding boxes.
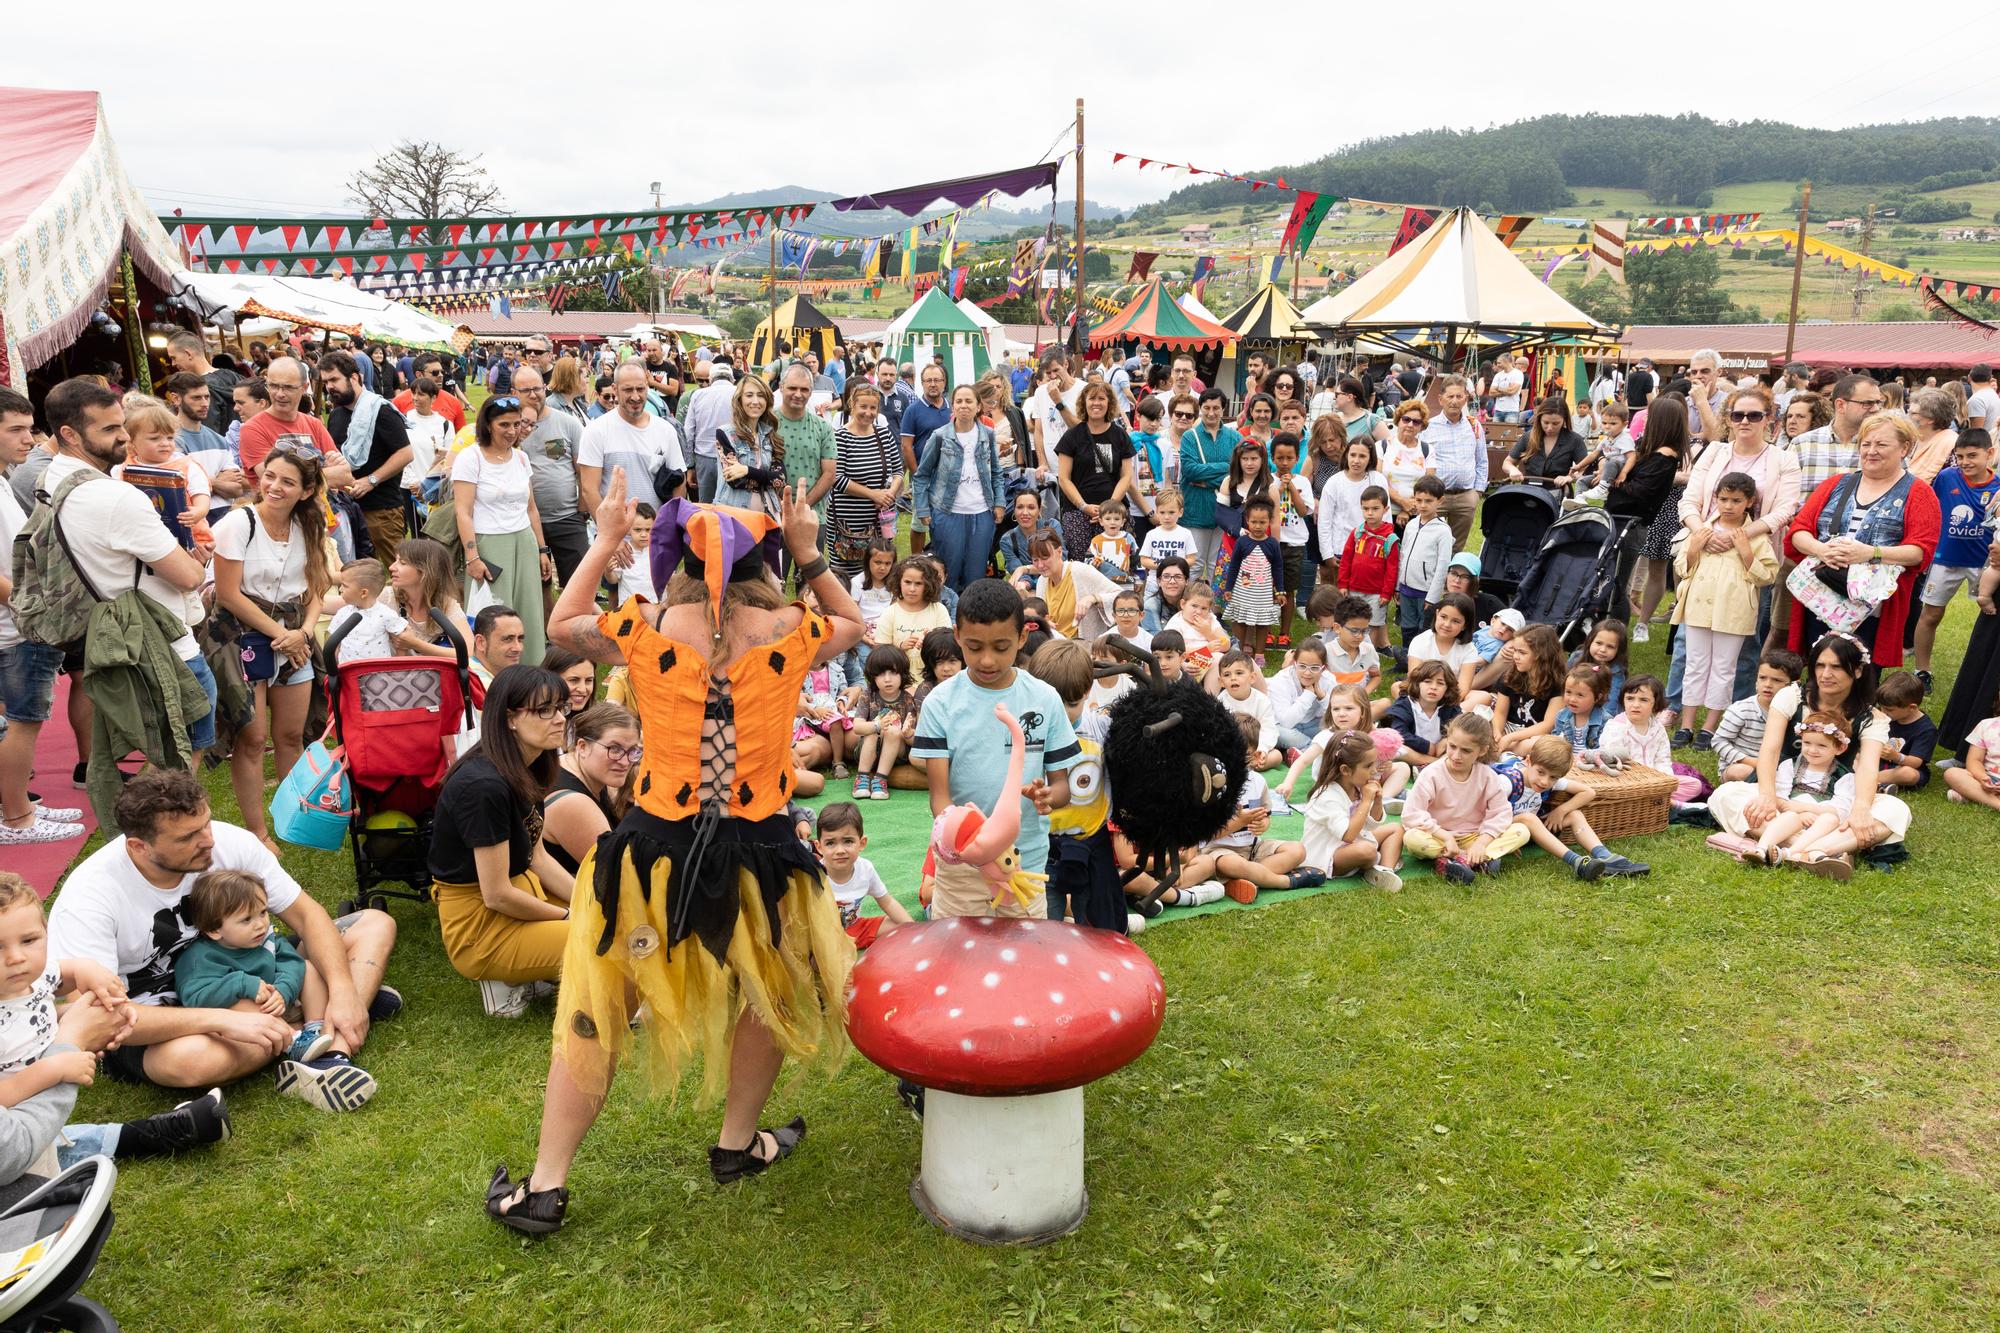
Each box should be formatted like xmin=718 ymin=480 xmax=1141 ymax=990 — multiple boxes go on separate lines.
xmin=847 ymin=916 xmax=1165 ymax=1243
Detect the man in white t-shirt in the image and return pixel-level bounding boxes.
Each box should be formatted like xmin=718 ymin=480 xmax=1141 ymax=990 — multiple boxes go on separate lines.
xmin=45 ymin=769 xmax=401 ymax=1111
xmin=577 ymin=361 xmax=686 ymax=514
xmin=33 ymin=379 xmax=217 ymax=761
xmin=1489 ymin=354 xmax=1525 ymax=423
xmin=1968 ymin=363 xmax=2000 ymax=432
xmin=1025 ymin=358 xmax=1085 ymax=476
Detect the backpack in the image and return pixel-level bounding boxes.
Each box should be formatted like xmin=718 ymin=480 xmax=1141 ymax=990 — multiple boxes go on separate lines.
xmin=9 ymin=470 xmax=137 ymax=648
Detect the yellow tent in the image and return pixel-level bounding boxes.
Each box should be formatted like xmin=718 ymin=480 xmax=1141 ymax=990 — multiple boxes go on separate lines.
xmin=749 ymin=294 xmax=838 ymax=369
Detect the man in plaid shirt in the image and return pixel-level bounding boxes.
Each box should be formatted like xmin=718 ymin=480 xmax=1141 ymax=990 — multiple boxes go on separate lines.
xmin=1764 ymin=373 xmax=1886 ymax=651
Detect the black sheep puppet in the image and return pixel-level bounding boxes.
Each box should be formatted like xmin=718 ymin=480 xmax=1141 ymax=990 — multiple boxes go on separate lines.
xmin=1095 ymin=637 xmax=1247 ymax=905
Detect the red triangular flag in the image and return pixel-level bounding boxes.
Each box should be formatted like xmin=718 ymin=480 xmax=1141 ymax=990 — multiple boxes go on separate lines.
xmin=232 ymin=225 xmax=255 ymax=250
xmin=222 ymin=258 xmax=242 ymax=274
xmin=299 ymin=257 xmax=318 ymax=274
xmin=1112 ymin=152 xmax=1126 ymax=164
xmin=336 ymin=257 xmax=354 ymax=275
xmin=281 ymin=225 xmax=303 ymax=250
xmin=590 ymin=217 xmax=606 ymax=237
xmin=447 ymin=223 xmax=468 ymax=246
xmin=1138 ymin=158 xmax=1150 ymax=170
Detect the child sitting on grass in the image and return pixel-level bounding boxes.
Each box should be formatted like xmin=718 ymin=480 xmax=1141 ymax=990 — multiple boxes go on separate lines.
xmin=0 ymin=873 xmax=230 ymax=1167
xmin=1319 ymin=592 xmax=1384 ymax=696
xmin=1108 ymin=589 xmax=1152 ymax=652
xmin=1943 ymin=684 xmax=2000 ymax=811
xmin=172 ymin=869 xmax=334 ymax=1065
xmin=1300 ymin=729 xmax=1405 ymax=891
xmin=1150 ymin=629 xmax=1189 ymax=686
xmin=1712 ymin=649 xmax=1802 ymax=784
xmin=1567 ymin=618 xmax=1630 ymax=712
xmin=814 ymin=801 xmax=913 ymax=949
xmin=1269 ymin=639 xmax=1332 ymax=757
xmin=1747 ymin=712 xmax=1859 ymax=878
xmin=1874 ymin=670 xmax=1937 ymax=792
xmin=1275 ymin=682 xmax=1376 ymax=803
xmin=1493 ymin=736 xmax=1649 ymax=880
xmin=847 ymin=644 xmax=917 ymax=800
xmin=1215 ymin=650 xmax=1284 ymax=771
xmin=1401 ymin=713 xmax=1528 ymax=884
xmin=1204 ymin=713 xmax=1327 ymax=903
xmin=1164 ymin=581 xmax=1231 ymax=683
xmin=1600 ymin=673 xmax=1706 ymax=804
xmin=1504 ymin=663 xmax=1613 ymax=754
xmin=1381 ymin=659 xmax=1463 ymax=773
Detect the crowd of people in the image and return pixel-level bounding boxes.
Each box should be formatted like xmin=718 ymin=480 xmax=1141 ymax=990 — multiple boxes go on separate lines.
xmin=0 ymin=318 xmax=1996 ymax=1222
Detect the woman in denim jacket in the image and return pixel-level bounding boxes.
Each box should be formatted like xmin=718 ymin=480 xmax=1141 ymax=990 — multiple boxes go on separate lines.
xmin=913 ymin=383 xmax=1005 ymax=592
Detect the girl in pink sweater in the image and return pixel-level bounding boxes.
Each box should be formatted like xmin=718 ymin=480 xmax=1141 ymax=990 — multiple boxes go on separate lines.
xmin=1401 ymin=714 xmax=1530 ymax=884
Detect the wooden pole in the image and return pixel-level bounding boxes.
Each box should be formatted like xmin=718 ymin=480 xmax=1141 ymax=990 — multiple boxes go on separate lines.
xmin=1782 ymin=181 xmax=1812 ymax=364
xmin=1073 ymin=98 xmax=1086 ymax=353
xmin=1849 ymin=202 xmax=1875 ymax=321
xmin=768 ymin=225 xmax=780 ymax=371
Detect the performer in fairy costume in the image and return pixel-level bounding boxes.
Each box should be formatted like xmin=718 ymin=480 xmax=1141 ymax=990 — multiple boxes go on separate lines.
xmin=486 ymin=474 xmax=866 ymax=1235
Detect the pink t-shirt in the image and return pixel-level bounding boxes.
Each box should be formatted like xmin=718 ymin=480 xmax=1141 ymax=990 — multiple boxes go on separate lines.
xmin=1403 ymin=761 xmax=1511 ymax=838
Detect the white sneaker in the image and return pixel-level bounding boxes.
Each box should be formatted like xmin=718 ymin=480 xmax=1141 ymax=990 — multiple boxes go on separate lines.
xmin=1382 ymin=798 xmax=1405 ymax=817
xmin=479 ymin=978 xmax=539 ymax=1018
xmin=273 ymin=1055 xmax=377 ymax=1112
xmin=0 ymin=816 xmax=86 ymax=845
xmin=1631 ymin=621 xmax=1650 ymax=643
xmin=34 ymin=803 xmax=84 ymax=823
xmin=1126 ymin=912 xmax=1146 ymax=935
xmin=1179 ymin=879 xmax=1227 ymax=907
xmin=1362 ymin=863 xmax=1404 ymax=893
xmin=1581 ymin=485 xmax=1608 ymax=503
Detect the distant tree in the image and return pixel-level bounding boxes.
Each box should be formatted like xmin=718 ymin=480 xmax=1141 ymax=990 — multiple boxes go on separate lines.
xmin=1623 ymin=245 xmax=1742 ymax=323
xmin=718 ymin=306 xmax=763 ymax=339
xmin=1567 ymin=273 xmax=1630 ymax=325
xmin=347 ymin=142 xmax=505 ymax=246
xmin=562 ymin=253 xmax=660 ymax=314
xmin=1876 ymin=303 xmax=1922 ymax=321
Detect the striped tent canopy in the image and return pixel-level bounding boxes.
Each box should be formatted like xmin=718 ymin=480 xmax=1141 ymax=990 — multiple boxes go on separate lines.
xmin=883 ymin=286 xmax=991 ymax=390
xmin=1217 ymin=283 xmax=1312 ymax=344
xmin=1088 ymin=277 xmax=1237 ymax=351
xmin=750 ymin=293 xmax=838 ymax=369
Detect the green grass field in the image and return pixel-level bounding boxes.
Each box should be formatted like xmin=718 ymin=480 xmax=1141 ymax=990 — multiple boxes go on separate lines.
xmin=51 ymin=563 xmax=2000 ymax=1329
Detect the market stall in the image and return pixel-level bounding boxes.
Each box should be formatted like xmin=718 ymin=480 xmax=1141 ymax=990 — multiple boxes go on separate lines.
xmin=749 ymin=293 xmax=839 ymax=368
xmin=883 ymin=287 xmax=992 ymax=389
xmin=174 ymin=270 xmax=460 ymax=352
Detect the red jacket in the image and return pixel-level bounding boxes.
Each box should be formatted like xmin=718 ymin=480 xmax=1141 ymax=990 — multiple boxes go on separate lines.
xmin=1784 ymin=472 xmax=1939 ymax=667
xmin=1338 ymin=520 xmax=1400 ymax=599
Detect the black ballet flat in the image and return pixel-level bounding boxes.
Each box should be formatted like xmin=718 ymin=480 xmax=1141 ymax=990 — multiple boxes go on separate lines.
xmin=486 ymin=1165 xmax=569 ymax=1235
xmin=708 ymin=1116 xmax=806 ymax=1184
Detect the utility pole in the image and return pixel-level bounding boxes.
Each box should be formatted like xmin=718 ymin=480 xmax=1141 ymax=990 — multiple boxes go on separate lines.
xmin=650 ymin=181 xmax=663 ymax=323
xmin=1783 ymin=181 xmax=1812 ymax=365
xmin=1849 ymin=203 xmax=1876 ymax=321
xmin=1073 ymin=97 xmax=1086 ymax=353
xmin=768 ymin=225 xmax=780 ymax=371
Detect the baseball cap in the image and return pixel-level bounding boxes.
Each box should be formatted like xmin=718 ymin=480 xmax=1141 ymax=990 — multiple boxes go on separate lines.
xmin=1447 ymin=551 xmax=1481 ymax=577
xmin=1494 ymin=608 xmax=1526 ymax=632
xmin=710 ymin=363 xmax=734 ymax=382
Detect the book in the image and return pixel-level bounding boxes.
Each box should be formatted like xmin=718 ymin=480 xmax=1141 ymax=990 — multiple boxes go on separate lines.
xmin=119 ymin=464 xmax=194 ymax=550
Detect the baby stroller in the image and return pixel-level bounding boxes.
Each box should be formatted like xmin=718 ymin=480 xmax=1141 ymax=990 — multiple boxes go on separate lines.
xmin=0 ymin=1156 xmax=119 ymax=1331
xmin=321 ymin=615 xmax=476 ymax=916
xmin=1477 ymin=483 xmax=1562 ymax=605
xmin=1510 ymin=508 xmax=1630 ymax=648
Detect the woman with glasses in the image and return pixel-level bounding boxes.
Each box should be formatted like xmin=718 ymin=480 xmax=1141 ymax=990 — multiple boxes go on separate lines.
xmin=542 ymin=701 xmax=639 ymax=877
xmin=547 ymin=355 xmax=592 ymax=422
xmin=1381 ymin=403 xmax=1434 ymax=519
xmin=454 ymin=394 xmax=555 ymax=663
xmin=428 ymin=665 xmax=577 ymax=1017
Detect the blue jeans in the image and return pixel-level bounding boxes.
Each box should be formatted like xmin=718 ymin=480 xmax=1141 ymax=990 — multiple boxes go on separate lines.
xmin=930 ymin=510 xmax=996 ymax=594
xmin=57 ymin=1122 xmax=118 ymax=1170
xmin=1666 ymin=622 xmax=1686 ymax=712
xmin=0 ymin=640 xmax=64 ymax=723
xmin=1397 ymin=587 xmax=1428 ymax=644
xmin=693 ymin=453 xmax=720 ymax=504
xmin=1737 ymin=583 xmax=1775 ymax=701
xmin=182 ymin=651 xmax=218 ymax=752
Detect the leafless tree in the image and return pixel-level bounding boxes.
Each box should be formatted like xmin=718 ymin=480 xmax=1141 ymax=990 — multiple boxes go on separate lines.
xmin=346 ymin=141 xmax=506 ymax=246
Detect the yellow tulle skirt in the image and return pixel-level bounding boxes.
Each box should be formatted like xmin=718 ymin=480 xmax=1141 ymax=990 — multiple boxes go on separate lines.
xmin=553 ymin=808 xmax=855 ymax=1103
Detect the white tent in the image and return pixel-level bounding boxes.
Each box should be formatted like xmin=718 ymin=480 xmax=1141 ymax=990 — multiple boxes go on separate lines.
xmin=954 ymin=298 xmax=1008 ymax=363
xmin=883 ymin=287 xmax=992 ymax=390
xmin=1176 ymin=291 xmax=1224 ymax=326
xmin=1298 ymin=207 xmax=1609 ymax=364
xmin=176 ymin=270 xmax=459 ymax=350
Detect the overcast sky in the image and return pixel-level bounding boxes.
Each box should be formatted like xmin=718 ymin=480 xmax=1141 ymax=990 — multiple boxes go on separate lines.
xmin=9 ymin=2 xmax=2000 ymax=221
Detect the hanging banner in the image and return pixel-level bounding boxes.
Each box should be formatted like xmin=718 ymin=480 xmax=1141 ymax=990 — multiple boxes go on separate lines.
xmin=1586 ymin=220 xmax=1627 ymax=284
xmin=1388 ymin=207 xmax=1438 ymax=256
xmin=1493 ymin=215 xmax=1533 ymax=250
xmin=1127 ymin=251 xmax=1159 ymax=282
xmin=1279 ymin=192 xmax=1335 ymax=254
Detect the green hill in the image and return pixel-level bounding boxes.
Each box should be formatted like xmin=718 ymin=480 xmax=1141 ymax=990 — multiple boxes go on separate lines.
xmin=1130 ymin=114 xmax=2000 ymax=217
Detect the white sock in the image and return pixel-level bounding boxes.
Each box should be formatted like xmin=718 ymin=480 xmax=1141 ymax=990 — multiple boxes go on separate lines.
xmin=1179 ymin=880 xmax=1226 ymax=906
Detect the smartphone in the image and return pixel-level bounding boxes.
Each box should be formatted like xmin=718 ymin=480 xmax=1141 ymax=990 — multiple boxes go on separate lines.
xmin=479 ymin=559 xmax=503 ymax=583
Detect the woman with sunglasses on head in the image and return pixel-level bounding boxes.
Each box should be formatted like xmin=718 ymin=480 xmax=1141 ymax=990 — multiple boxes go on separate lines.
xmin=454 ymin=393 xmax=555 ymax=663
xmin=542 ymin=701 xmax=640 ymax=877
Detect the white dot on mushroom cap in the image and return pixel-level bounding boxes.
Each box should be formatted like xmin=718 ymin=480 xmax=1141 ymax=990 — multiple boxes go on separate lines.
xmin=943 ymin=920 xmax=958 ymax=930
xmin=1013 ymin=1016 xmax=1027 ymax=1027
xmin=960 ymin=1039 xmax=974 ymax=1052
xmin=1121 ymin=959 xmax=1135 ymax=970
xmin=915 ymin=959 xmax=930 ymax=972
xmin=934 ymin=985 xmax=947 ymax=997
xmin=962 ymin=940 xmax=976 ymax=950
xmin=1020 ymin=921 xmax=1038 ymax=931
xmin=1098 ymin=970 xmax=1112 ymax=983
xmin=983 ymin=972 xmax=1000 ymax=988
xmin=877 ymin=981 xmax=892 ymax=994
xmin=1000 ymin=948 xmax=1018 ymax=963
xmin=1055 ymin=953 xmax=1068 ymax=966
xmin=948 ymin=1007 xmax=962 ymax=1018
xmin=1049 ymin=991 xmax=1064 ymax=1004
xmin=1109 ymin=1008 xmax=1122 ymax=1024
xmin=977 ymin=917 xmax=993 ymax=925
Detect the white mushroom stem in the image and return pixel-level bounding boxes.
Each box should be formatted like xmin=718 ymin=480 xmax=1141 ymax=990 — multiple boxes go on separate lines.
xmin=914 ymin=1088 xmax=1086 ymax=1245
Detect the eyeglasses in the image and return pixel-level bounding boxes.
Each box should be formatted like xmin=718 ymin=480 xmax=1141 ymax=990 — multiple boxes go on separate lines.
xmin=591 ymin=741 xmax=644 ymax=764
xmin=1729 ymin=410 xmax=1767 ymax=423
xmin=518 ymin=703 xmax=566 ymax=721
xmin=1847 ymin=399 xmax=1885 ymax=410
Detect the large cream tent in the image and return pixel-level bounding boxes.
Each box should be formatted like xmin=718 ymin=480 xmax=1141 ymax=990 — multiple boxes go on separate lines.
xmin=0 ymin=86 xmax=186 ymax=387
xmin=176 ymin=271 xmax=460 ymax=351
xmin=1299 ymin=207 xmax=1611 ymax=364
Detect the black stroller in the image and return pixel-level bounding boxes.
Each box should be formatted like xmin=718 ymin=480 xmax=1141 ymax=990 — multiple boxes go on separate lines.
xmin=0 ymin=1157 xmax=119 ymax=1330
xmin=1477 ymin=484 xmax=1562 ymax=605
xmin=1510 ymin=508 xmax=1631 ymax=648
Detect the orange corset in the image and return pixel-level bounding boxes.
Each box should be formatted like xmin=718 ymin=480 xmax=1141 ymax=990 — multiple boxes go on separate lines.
xmin=602 ymin=597 xmax=829 ymax=822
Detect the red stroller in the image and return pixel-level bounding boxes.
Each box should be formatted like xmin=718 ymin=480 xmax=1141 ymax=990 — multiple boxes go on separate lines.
xmin=321 ymin=615 xmax=476 ymax=915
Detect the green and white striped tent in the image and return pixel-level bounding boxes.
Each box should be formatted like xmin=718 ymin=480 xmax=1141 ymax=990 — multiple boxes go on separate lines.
xmin=883 ymin=286 xmax=992 ymax=390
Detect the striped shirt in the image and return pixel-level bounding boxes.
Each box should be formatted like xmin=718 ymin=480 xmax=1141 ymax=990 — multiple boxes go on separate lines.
xmin=1789 ymin=425 xmax=1861 ymax=499
xmin=1419 ymin=413 xmax=1486 ymax=492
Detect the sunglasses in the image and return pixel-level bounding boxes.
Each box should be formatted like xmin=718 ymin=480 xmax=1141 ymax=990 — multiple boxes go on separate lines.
xmin=1729 ymin=410 xmax=1767 ymax=423
xmin=489 ymin=396 xmax=521 ymax=411
xmin=1170 ymin=411 xmax=1195 ymax=420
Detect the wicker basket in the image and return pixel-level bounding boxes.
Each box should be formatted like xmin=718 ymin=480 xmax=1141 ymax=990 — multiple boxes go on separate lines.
xmin=1566 ymin=762 xmax=1677 ymax=840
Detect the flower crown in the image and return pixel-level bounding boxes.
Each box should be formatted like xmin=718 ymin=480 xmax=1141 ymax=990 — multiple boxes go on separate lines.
xmin=1794 ymin=720 xmax=1850 ymax=742
xmin=1815 ymin=629 xmax=1872 ymax=666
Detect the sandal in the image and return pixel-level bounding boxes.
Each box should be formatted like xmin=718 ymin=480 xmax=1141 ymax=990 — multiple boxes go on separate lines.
xmin=709 ymin=1115 xmax=807 ymax=1184
xmin=832 ymin=762 xmax=849 ymax=779
xmin=486 ymin=1165 xmax=569 ymax=1235
xmin=1802 ymin=852 xmax=1852 ymax=882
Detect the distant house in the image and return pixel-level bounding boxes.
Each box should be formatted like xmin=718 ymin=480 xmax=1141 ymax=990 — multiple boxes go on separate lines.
xmin=1179 ymin=223 xmax=1213 ymax=245
xmin=1940 ymin=226 xmax=2000 ymax=242
xmin=1827 ymin=218 xmax=1864 ymax=236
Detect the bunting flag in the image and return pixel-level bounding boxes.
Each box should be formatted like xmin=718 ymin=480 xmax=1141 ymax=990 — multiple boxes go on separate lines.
xmin=947 ymin=266 xmax=969 ymax=300
xmin=1388 ymin=207 xmax=1438 ymax=256
xmin=1586 ymin=219 xmax=1627 ymax=284
xmin=860 ymin=237 xmax=882 ymax=279
xmin=1541 ymin=252 xmax=1579 ymax=285
xmin=1104 ymin=148 xmax=1296 ymax=195
xmin=1008 ymin=238 xmax=1037 ymax=296
xmin=602 ymin=270 xmax=622 ymax=303
xmin=1279 ymin=191 xmax=1335 ymax=254
xmin=1127 ymin=251 xmax=1159 ymax=281
xmin=1493 ymin=214 xmax=1533 ymax=249
xmin=1264 ymin=254 xmax=1286 ymax=283
xmin=1918 ymin=279 xmax=2000 ymax=334
xmin=939 ymin=213 xmax=961 ymax=269
xmin=1190 ymin=255 xmax=1217 ymax=284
